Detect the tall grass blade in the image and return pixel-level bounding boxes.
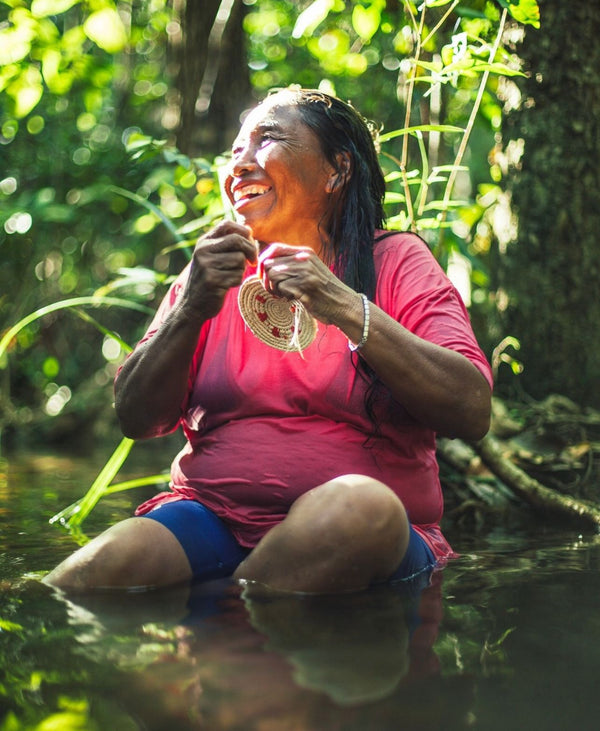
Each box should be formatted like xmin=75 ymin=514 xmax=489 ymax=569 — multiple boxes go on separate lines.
xmin=50 ymin=437 xmax=135 ymax=530
xmin=0 ymin=296 xmax=153 ymax=364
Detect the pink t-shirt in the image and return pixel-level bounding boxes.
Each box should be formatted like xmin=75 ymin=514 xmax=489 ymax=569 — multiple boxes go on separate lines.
xmin=133 ymin=232 xmax=493 ymax=561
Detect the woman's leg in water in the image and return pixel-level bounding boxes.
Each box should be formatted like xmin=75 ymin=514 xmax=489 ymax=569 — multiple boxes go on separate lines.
xmin=43 ymin=517 xmax=193 ymax=590
xmin=234 ymin=474 xmax=410 ymax=594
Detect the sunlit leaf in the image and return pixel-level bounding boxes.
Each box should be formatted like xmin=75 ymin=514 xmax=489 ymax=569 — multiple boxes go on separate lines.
xmin=0 ymin=16 xmax=36 ymax=65
xmin=495 ymin=0 xmax=540 ymax=28
xmin=352 ymin=3 xmax=382 ymax=43
xmin=31 ymin=0 xmax=80 ymax=18
xmin=40 ymin=48 xmax=73 ymax=94
xmin=7 ymin=66 xmax=43 ymax=118
xmin=417 ymin=217 xmax=454 ymax=229
xmin=50 ymin=437 xmax=135 ymax=530
xmin=379 ymin=124 xmax=464 ymax=143
xmin=422 ymin=199 xmax=470 ymax=211
xmin=0 ymin=619 xmax=24 ymax=632
xmin=35 ymin=710 xmax=90 ymax=730
xmin=55 ymin=473 xmax=172 ymax=530
xmin=176 ymin=214 xmax=218 ymax=236
xmin=421 ymin=0 xmax=456 ymax=7
xmin=292 ymin=0 xmax=336 ymax=39
xmin=384 ymin=192 xmax=407 ymax=204
xmin=474 ymin=61 xmax=525 ymax=77
xmin=432 ymin=165 xmax=470 ymax=173
xmin=109 ymin=186 xmax=185 ymax=244
xmin=93 ymin=266 xmax=167 ymax=299
xmin=345 ymin=52 xmax=368 ymax=75
xmin=83 ymin=8 xmax=128 ymax=53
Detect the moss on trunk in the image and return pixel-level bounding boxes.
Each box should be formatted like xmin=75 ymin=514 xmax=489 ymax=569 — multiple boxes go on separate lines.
xmin=499 ymin=2 xmax=600 ymax=407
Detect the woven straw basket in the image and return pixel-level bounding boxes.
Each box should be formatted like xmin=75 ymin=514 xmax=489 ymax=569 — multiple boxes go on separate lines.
xmin=238 ymin=276 xmax=317 ymax=352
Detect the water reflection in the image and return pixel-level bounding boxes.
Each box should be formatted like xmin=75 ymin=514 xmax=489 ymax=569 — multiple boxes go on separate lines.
xmin=241 ymin=572 xmax=439 ymax=706
xmin=56 ymin=572 xmax=446 ymax=715
xmin=4 ymin=452 xmax=600 ymax=729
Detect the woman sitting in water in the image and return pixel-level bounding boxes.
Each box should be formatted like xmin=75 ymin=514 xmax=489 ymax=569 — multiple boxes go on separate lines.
xmin=45 ymin=87 xmax=492 ymax=593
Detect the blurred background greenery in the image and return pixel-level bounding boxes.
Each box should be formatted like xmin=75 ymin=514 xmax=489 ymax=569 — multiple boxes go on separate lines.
xmin=2 ymin=0 xmax=598 ymax=456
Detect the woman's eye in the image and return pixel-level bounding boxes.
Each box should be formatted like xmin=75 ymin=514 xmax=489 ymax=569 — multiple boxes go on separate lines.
xmin=260 ymin=133 xmax=278 ymax=146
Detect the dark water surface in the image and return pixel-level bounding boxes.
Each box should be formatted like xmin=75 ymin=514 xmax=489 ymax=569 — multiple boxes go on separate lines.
xmin=1 ymin=451 xmax=600 ymax=730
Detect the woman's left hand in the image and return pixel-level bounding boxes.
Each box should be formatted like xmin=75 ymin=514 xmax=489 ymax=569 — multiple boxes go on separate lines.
xmin=259 ymin=243 xmax=354 ymax=326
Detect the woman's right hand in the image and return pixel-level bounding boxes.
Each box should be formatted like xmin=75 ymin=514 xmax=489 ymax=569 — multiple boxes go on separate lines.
xmin=182 ymin=221 xmax=257 ymax=321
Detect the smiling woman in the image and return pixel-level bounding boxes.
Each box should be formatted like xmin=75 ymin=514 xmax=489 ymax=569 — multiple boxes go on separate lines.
xmin=225 ymin=98 xmax=338 ymax=251
xmin=44 ymin=87 xmax=492 ymax=595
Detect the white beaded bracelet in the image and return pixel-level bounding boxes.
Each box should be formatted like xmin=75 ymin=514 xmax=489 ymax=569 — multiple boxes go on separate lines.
xmin=348 ymin=293 xmax=370 ymax=351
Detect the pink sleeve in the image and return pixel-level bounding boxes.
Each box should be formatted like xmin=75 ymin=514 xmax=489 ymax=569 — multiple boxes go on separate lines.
xmin=375 ymin=234 xmax=493 ymax=390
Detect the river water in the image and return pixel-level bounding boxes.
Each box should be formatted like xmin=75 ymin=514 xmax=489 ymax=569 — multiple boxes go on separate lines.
xmin=1 ymin=448 xmax=600 ymax=730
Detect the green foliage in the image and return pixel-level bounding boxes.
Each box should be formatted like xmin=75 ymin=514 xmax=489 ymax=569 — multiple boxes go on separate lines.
xmin=0 ymin=0 xmax=538 ymax=530
xmin=495 ymin=0 xmax=540 ymax=28
xmin=242 ymin=0 xmax=537 ymax=295
xmin=0 ymin=0 xmax=178 ymax=435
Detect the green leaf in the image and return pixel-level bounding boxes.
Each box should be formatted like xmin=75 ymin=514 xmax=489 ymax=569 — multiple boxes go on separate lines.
xmin=292 ymin=0 xmax=336 ymax=39
xmin=495 ymin=0 xmax=540 ymax=28
xmin=6 ymin=65 xmax=43 ymax=118
xmin=384 ymin=191 xmax=407 ymax=203
xmin=473 ymin=61 xmax=525 ymax=77
xmin=379 ymin=124 xmax=464 ymax=143
xmin=50 ymin=471 xmax=172 ymax=532
xmin=0 ymin=297 xmax=153 ymax=366
xmin=0 ymin=619 xmax=24 ymax=632
xmin=50 ymin=437 xmax=135 ymax=530
xmin=109 ymin=186 xmax=185 ymax=244
xmin=0 ymin=14 xmax=36 ymax=65
xmin=83 ymin=8 xmax=128 ymax=53
xmin=352 ymin=3 xmax=382 ymax=43
xmin=432 ymin=164 xmax=470 ymax=173
xmin=31 ymin=0 xmax=80 ymax=18
xmin=422 ymin=199 xmax=470 ymax=211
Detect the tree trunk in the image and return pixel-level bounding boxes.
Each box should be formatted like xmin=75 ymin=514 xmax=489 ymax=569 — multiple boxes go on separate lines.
xmin=497 ymin=2 xmax=600 ymax=407
xmin=175 ymin=0 xmax=252 ymax=156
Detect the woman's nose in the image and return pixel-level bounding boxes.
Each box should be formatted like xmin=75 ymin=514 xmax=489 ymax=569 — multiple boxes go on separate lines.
xmin=231 ymin=144 xmax=257 ymax=176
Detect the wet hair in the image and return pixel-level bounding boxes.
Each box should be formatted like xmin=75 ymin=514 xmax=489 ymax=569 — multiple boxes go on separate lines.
xmin=266 ymin=86 xmax=387 ymax=301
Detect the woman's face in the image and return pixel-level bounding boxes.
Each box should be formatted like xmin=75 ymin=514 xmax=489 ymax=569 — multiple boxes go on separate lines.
xmin=224 ymin=98 xmax=337 ymax=251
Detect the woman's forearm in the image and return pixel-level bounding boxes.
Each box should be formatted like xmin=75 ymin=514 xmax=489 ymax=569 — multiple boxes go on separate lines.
xmin=115 ymin=221 xmax=257 ymax=440
xmin=114 ymin=303 xmax=206 ymax=439
xmin=335 ymin=293 xmax=491 ymax=440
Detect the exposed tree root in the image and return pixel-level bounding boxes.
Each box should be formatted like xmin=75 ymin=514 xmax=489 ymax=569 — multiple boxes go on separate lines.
xmin=470 ymin=434 xmax=600 ymax=530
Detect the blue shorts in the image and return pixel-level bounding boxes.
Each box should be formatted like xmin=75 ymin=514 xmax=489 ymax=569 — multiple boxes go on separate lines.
xmin=142 ymin=500 xmax=436 ymax=584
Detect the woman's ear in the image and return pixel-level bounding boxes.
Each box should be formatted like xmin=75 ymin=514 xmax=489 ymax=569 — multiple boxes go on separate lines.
xmin=326 ymin=151 xmax=352 ymax=193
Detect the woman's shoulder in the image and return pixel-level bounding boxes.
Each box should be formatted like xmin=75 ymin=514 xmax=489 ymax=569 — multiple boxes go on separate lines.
xmin=373 ymin=229 xmax=438 ymax=265
xmin=374 ymin=228 xmax=431 ymax=248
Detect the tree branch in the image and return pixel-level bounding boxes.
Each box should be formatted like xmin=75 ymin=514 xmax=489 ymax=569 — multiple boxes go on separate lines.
xmin=471 ymin=435 xmax=600 ymax=530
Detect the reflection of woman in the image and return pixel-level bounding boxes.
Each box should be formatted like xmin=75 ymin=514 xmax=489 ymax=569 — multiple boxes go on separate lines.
xmin=45 ymin=87 xmax=492 ymax=593
xmin=242 ymin=576 xmax=436 ymax=706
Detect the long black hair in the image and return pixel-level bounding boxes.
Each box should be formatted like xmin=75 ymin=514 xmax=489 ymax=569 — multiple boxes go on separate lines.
xmin=267 ymin=87 xmax=387 ymax=301
xmin=267 ymin=87 xmax=391 ymax=432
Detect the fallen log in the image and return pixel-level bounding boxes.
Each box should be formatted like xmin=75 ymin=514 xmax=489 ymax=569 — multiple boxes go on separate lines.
xmin=471 ymin=434 xmax=600 ymax=531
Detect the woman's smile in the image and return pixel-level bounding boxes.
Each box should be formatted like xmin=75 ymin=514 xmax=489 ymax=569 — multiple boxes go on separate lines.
xmin=231 ymin=182 xmax=273 ymax=207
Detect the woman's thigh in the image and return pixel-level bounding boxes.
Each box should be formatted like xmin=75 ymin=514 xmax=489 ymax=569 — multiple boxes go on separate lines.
xmin=141 ymin=500 xmax=250 ymax=582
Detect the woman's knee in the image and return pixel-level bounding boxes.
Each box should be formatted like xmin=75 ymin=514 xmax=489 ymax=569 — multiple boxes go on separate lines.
xmin=235 ymin=475 xmax=410 ymax=592
xmin=292 ymin=475 xmax=410 ymax=572
xmin=43 ymin=517 xmax=192 ymax=591
xmin=295 ymin=475 xmax=407 ymax=533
